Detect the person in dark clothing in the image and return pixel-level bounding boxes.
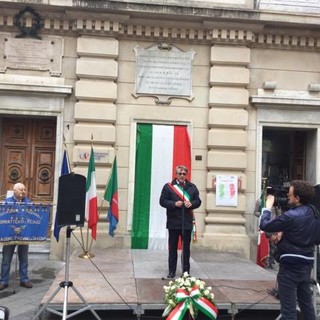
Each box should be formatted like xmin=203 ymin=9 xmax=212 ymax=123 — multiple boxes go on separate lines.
xmin=159 ymin=165 xmax=201 ymax=279
xmin=260 ymin=180 xmax=316 ymax=320
xmin=0 ymin=183 xmax=33 ymax=290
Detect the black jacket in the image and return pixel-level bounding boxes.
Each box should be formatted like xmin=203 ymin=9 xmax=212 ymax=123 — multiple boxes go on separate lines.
xmin=260 ymin=205 xmax=315 ymax=265
xmin=159 ymin=179 xmax=201 ymax=230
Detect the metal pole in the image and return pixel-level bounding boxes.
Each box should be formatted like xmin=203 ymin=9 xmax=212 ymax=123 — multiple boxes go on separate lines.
xmin=181 ymin=187 xmax=185 ymax=274
xmin=31 ymin=226 xmax=101 ymax=320
xmin=62 ymin=226 xmax=72 ymax=320
xmin=13 ymin=246 xmax=17 ymax=294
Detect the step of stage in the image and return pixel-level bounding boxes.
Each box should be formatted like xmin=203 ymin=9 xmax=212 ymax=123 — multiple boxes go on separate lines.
xmin=29 ymin=241 xmax=50 ymax=258
xmin=0 ymin=241 xmax=50 ymax=259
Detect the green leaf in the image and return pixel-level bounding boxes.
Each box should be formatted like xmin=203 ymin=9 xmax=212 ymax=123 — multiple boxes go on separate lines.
xmin=162 ymin=305 xmax=173 ymax=318
xmin=189 ymin=301 xmax=195 ymax=319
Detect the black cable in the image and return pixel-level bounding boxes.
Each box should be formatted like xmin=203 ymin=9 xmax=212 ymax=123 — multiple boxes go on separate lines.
xmin=211 ymin=283 xmax=274 ymax=293
xmin=71 ymin=230 xmax=136 ymax=314
xmin=195 ymin=258 xmax=280 ymax=316
xmin=70 ymin=230 xmax=280 ymax=319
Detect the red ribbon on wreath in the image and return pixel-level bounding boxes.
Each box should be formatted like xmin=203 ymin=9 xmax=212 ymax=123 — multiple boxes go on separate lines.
xmin=167 ymin=286 xmax=218 ymax=320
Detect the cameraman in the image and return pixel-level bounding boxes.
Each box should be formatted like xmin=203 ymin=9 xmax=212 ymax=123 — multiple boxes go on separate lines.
xmin=254 ymin=187 xmax=282 ymax=269
xmin=259 ymin=180 xmax=316 ymax=320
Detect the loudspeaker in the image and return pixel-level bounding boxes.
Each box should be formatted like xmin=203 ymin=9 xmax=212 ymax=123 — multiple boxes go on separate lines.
xmin=56 ymin=173 xmax=86 ymax=227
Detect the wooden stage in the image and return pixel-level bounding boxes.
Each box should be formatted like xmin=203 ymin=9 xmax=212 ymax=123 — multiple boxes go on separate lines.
xmin=35 ymin=247 xmax=284 ymax=319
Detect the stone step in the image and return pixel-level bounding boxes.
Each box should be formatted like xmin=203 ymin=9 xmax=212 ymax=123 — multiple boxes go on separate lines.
xmin=29 ymin=242 xmax=50 ymax=258
xmin=0 ymin=241 xmax=51 ymax=259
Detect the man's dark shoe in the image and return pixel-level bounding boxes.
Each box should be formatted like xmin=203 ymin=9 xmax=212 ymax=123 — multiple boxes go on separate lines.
xmin=167 ymin=272 xmax=175 ymax=279
xmin=20 ymin=281 xmax=33 ymax=288
xmin=0 ymin=284 xmax=8 ymax=291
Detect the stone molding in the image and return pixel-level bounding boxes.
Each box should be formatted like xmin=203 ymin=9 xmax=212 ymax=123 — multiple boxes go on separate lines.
xmin=1 ymin=12 xmax=320 ymax=50
xmin=0 ymin=74 xmax=72 ymax=96
xmin=251 ymin=89 xmax=320 ymax=108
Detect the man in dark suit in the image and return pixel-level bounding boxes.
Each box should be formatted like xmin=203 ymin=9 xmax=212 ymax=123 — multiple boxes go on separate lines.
xmin=159 ymin=165 xmax=201 ymax=279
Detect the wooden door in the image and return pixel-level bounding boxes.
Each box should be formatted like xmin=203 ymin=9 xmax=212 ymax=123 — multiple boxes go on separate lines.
xmin=1 ymin=117 xmax=56 ymax=203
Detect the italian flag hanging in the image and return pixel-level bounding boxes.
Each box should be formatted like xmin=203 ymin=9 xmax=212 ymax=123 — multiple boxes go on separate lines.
xmin=131 ymin=124 xmax=191 ymax=250
xmin=85 ymin=147 xmax=99 ymax=240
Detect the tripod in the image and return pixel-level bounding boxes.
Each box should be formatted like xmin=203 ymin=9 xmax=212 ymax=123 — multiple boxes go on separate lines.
xmin=32 ymin=226 xmax=102 ymax=320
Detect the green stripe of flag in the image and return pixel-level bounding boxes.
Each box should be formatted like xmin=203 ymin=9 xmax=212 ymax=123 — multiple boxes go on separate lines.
xmin=131 ymin=124 xmax=152 ymax=248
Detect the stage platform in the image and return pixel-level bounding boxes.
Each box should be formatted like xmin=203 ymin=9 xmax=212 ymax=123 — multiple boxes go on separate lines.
xmin=37 ymin=247 xmax=284 ymax=319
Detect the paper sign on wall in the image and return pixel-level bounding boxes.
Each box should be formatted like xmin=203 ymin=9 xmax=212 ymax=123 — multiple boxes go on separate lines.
xmin=215 ymin=175 xmax=238 ymax=207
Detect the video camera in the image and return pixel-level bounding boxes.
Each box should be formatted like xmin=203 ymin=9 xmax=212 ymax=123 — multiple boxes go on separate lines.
xmin=266 ymin=186 xmax=290 ymax=211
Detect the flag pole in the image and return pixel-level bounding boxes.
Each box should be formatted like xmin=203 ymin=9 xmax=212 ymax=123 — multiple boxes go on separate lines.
xmin=80 ymin=227 xmax=85 ymax=253
xmin=88 ymin=198 xmax=103 ymax=253
xmin=79 ymin=135 xmax=95 ymax=259
xmin=104 ymin=152 xmax=119 ymax=238
xmin=87 ymin=136 xmax=93 ymax=252
xmin=87 ymin=148 xmax=118 ymax=251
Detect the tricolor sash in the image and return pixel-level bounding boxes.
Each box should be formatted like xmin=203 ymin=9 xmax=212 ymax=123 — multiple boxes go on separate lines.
xmin=167 ymin=182 xmax=197 ymax=242
xmin=168 ymin=183 xmax=191 ymax=202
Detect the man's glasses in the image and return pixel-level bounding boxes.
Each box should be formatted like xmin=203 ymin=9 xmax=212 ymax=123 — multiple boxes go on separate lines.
xmin=178 ymin=172 xmax=187 ymax=176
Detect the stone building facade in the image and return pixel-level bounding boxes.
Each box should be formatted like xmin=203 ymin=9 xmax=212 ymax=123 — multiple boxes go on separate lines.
xmin=0 ymin=0 xmax=320 ymax=261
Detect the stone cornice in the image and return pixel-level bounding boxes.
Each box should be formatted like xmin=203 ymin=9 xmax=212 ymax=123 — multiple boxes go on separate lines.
xmin=1 ymin=10 xmax=320 ymax=50
xmin=251 ymin=89 xmax=320 ymax=109
xmin=0 ymin=74 xmax=72 ymax=95
xmin=0 ymin=81 xmax=72 ymax=96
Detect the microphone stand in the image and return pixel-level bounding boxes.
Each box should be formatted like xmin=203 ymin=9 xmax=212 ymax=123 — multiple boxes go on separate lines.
xmin=181 ymin=183 xmax=185 ymax=275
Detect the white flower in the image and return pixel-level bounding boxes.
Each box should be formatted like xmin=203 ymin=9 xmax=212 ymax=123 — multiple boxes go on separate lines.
xmin=162 ymin=273 xmax=217 ymax=319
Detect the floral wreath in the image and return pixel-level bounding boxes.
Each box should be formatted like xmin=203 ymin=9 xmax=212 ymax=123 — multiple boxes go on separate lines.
xmin=163 ymin=272 xmax=218 ymax=320
xmin=14 ymin=7 xmax=42 ymax=39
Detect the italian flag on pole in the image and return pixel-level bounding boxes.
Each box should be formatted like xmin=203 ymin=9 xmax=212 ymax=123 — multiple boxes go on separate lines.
xmin=131 ymin=124 xmax=191 ymax=250
xmin=85 ymin=147 xmax=98 ymax=240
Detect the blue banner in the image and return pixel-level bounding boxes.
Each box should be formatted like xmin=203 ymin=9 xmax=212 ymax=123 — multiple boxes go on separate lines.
xmin=0 ymin=203 xmax=50 ymax=243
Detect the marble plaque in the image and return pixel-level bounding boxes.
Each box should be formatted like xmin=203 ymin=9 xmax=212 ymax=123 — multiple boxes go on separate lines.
xmin=133 ymin=44 xmax=195 ymax=103
xmin=0 ymin=34 xmax=63 ymax=76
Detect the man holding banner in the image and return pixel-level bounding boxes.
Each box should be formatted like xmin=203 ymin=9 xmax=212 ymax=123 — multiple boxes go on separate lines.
xmin=160 ymin=165 xmax=201 ymax=279
xmin=0 ymin=183 xmax=33 ymax=290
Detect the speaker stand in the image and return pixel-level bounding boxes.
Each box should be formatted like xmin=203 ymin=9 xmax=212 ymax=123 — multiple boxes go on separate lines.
xmin=32 ymin=227 xmax=102 ymax=320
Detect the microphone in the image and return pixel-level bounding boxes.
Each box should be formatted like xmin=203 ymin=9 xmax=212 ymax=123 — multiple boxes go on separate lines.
xmin=179 ymin=181 xmax=185 ymax=188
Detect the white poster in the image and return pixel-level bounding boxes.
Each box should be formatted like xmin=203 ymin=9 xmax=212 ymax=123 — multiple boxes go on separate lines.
xmin=215 ymin=175 xmax=238 ymax=207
